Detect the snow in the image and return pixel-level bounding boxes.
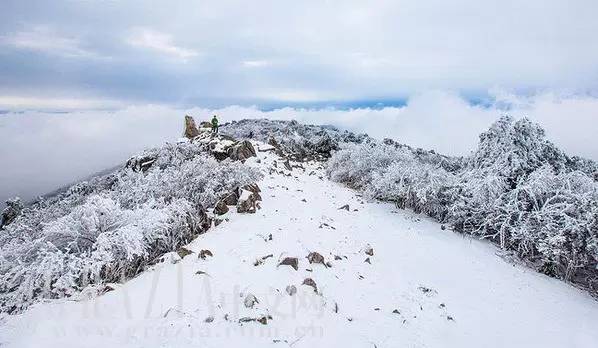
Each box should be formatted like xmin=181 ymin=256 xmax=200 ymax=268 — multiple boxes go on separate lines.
xmin=1 ymin=142 xmax=597 ymax=348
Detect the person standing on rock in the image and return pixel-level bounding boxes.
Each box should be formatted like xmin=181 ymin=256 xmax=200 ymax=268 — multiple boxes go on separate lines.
xmin=211 ymin=115 xmax=219 ymax=134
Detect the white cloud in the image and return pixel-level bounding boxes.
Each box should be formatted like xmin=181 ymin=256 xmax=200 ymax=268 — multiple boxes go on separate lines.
xmin=242 ymin=60 xmax=271 ymax=68
xmin=0 ymin=26 xmax=99 ymax=58
xmin=2 ymin=91 xmax=596 ymax=209
xmin=127 ymin=28 xmax=198 ymax=61
xmin=0 ymin=96 xmax=124 ymax=111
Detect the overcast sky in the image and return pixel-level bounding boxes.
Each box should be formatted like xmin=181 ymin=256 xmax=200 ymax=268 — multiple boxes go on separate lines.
xmin=1 ymin=0 xmax=598 ymax=206
xmin=1 ymin=0 xmax=598 ymax=109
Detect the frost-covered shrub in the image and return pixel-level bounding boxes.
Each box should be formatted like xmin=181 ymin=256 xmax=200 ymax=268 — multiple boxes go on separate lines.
xmin=328 ymin=116 xmax=598 ymax=294
xmin=0 ymin=141 xmax=262 ymax=313
xmin=221 ymin=119 xmax=368 ymax=159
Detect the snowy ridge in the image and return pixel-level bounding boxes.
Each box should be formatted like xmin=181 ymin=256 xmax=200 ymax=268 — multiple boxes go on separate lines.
xmin=1 ymin=140 xmax=597 ymax=348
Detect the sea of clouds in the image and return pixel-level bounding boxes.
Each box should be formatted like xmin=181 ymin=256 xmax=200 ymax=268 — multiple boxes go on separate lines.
xmin=1 ymin=91 xmax=597 ymax=208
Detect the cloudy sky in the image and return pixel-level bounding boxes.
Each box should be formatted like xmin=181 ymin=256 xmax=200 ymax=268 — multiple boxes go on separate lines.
xmin=1 ymin=0 xmax=598 ymax=109
xmin=1 ymin=0 xmax=598 ymax=205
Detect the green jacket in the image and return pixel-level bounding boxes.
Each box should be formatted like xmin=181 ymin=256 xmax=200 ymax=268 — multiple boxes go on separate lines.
xmin=211 ymin=117 xmax=218 ymax=127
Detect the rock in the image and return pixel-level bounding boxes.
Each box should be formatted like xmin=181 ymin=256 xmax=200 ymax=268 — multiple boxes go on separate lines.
xmin=302 ymin=278 xmax=318 ymax=292
xmin=306 ymin=251 xmax=325 ymax=265
xmin=177 ymin=247 xmax=194 ymax=259
xmin=244 ymin=293 xmax=259 ymax=308
xmin=285 ymin=285 xmax=297 ymax=296
xmin=278 ymin=257 xmax=299 ymax=271
xmin=199 ymin=121 xmax=212 ymax=129
xmin=441 ymin=224 xmax=446 ymax=230
xmin=184 ymin=115 xmax=200 ymax=139
xmin=214 ymin=218 xmax=223 ymax=226
xmin=392 ymin=309 xmax=400 ymax=314
xmin=283 ymin=159 xmax=292 ymax=171
xmin=1 ymin=197 xmax=24 ymax=229
xmin=125 ymin=154 xmax=157 ymax=172
xmin=227 ymin=140 xmax=256 ymax=161
xmin=222 ymin=190 xmax=239 ymax=205
xmin=364 ymin=257 xmax=371 ymax=264
xmin=364 ymin=244 xmax=374 ymax=256
xmin=254 ymin=254 xmax=273 ymax=266
xmin=205 ymin=316 xmax=214 ymax=323
xmin=199 ymin=249 xmax=213 ymax=259
xmin=237 ymin=189 xmax=258 ymax=213
xmin=195 ymin=270 xmax=208 ymax=275
xmin=213 ymin=200 xmax=229 ymax=215
xmin=334 ymin=255 xmax=343 ymax=260
xmin=256 ymin=316 xmax=269 ymax=325
xmin=339 ymin=204 xmax=350 ymax=211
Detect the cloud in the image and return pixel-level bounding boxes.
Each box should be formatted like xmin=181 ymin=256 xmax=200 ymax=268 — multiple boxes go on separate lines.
xmin=1 ymin=91 xmax=596 ymax=210
xmin=0 ymin=26 xmax=99 ymax=58
xmin=126 ymin=28 xmax=198 ymax=61
xmin=0 ymin=96 xmax=124 ymax=111
xmin=1 ymin=0 xmax=597 ymax=106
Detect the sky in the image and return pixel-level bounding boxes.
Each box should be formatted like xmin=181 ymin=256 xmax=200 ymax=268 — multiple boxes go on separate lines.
xmin=1 ymin=0 xmax=598 ymax=206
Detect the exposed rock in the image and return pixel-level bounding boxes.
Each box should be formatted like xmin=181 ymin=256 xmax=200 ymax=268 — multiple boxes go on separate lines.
xmin=278 ymin=257 xmax=299 ymax=271
xmin=125 ymin=154 xmax=156 ymax=172
xmin=237 ymin=189 xmax=258 ymax=213
xmin=364 ymin=257 xmax=371 ymax=264
xmin=227 ymin=140 xmax=256 ymax=161
xmin=306 ymin=251 xmax=325 ymax=265
xmin=177 ymin=247 xmax=194 ymax=259
xmin=441 ymin=225 xmax=446 ymax=230
xmin=285 ymin=285 xmax=297 ymax=296
xmin=213 ymin=200 xmax=229 ymax=215
xmin=339 ymin=204 xmax=350 ymax=211
xmin=244 ymin=293 xmax=259 ymax=308
xmin=302 ymin=278 xmax=318 ymax=292
xmin=184 ymin=115 xmax=200 ymax=139
xmin=214 ymin=218 xmax=223 ymax=227
xmin=195 ymin=270 xmax=208 ymax=276
xmin=222 ymin=190 xmax=239 ymax=205
xmin=283 ymin=159 xmax=292 ymax=171
xmin=364 ymin=245 xmax=374 ymax=256
xmin=199 ymin=121 xmax=213 ymax=129
xmin=1 ymin=197 xmax=24 ymax=229
xmin=254 ymin=254 xmax=273 ymax=266
xmin=199 ymin=249 xmax=213 ymax=259
xmin=205 ymin=316 xmax=214 ymax=323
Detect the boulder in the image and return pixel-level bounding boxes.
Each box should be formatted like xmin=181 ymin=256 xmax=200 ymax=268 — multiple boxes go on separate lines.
xmin=227 ymin=140 xmax=256 ymax=161
xmin=285 ymin=285 xmax=297 ymax=296
xmin=1 ymin=198 xmax=24 ymax=229
xmin=244 ymin=293 xmax=259 ymax=308
xmin=237 ymin=189 xmax=258 ymax=214
xmin=302 ymin=278 xmax=318 ymax=292
xmin=177 ymin=247 xmax=194 ymax=259
xmin=199 ymin=249 xmax=213 ymax=259
xmin=213 ymin=200 xmax=229 ymax=215
xmin=306 ymin=251 xmax=325 ymax=265
xmin=278 ymin=257 xmax=299 ymax=271
xmin=125 ymin=154 xmax=157 ymax=172
xmin=184 ymin=115 xmax=200 ymax=138
xmin=222 ymin=190 xmax=239 ymax=205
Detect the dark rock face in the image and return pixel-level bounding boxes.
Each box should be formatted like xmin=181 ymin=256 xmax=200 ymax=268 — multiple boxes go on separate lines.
xmin=227 ymin=140 xmax=256 ymax=161
xmin=125 ymin=155 xmax=157 ymax=172
xmin=184 ymin=115 xmax=200 ymax=139
xmin=1 ymin=198 xmax=24 ymax=229
xmin=302 ymin=278 xmax=318 ymax=292
xmin=306 ymin=252 xmax=325 ymax=265
xmin=278 ymin=257 xmax=299 ymax=270
xmin=222 ymin=191 xmax=239 ymax=205
xmin=236 ymin=186 xmax=262 ymax=214
xmin=214 ymin=200 xmax=229 ymax=215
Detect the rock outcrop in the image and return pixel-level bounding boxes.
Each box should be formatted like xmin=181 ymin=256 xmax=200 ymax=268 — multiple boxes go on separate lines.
xmin=1 ymin=198 xmax=24 ymax=229
xmin=184 ymin=115 xmax=200 ymax=139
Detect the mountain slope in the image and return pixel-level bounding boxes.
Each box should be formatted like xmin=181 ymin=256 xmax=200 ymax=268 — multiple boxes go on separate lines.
xmin=2 ymin=141 xmax=597 ymax=348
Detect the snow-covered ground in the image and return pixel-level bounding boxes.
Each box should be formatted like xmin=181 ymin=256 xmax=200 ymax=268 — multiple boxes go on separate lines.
xmin=1 ymin=141 xmax=597 ymax=348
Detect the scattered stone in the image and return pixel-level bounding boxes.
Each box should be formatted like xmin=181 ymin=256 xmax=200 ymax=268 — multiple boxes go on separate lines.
xmin=177 ymin=247 xmax=194 ymax=259
xmin=278 ymin=257 xmax=299 ymax=271
xmin=347 ymin=317 xmax=353 ymax=322
xmin=334 ymin=255 xmax=343 ymax=261
xmin=214 ymin=218 xmax=223 ymax=227
xmin=306 ymin=251 xmax=325 ymax=265
xmin=195 ymin=270 xmax=208 ymax=276
xmin=392 ymin=309 xmax=400 ymax=314
xmin=302 ymin=278 xmax=318 ymax=292
xmin=301 ymin=198 xmax=307 ymax=202
xmin=205 ymin=316 xmax=214 ymax=323
xmin=441 ymin=225 xmax=446 ymax=230
xmin=254 ymin=254 xmax=274 ymax=266
xmin=418 ymin=286 xmax=437 ymax=296
xmin=184 ymin=115 xmax=200 ymax=139
xmin=199 ymin=249 xmax=214 ymax=259
xmin=237 ymin=189 xmax=258 ymax=214
xmin=364 ymin=257 xmax=371 ymax=264
xmin=325 ymin=261 xmax=333 ymax=268
xmin=333 ymin=302 xmax=339 ymax=313
xmin=285 ymin=285 xmax=297 ymax=296
xmin=256 ymin=316 xmax=269 ymax=325
xmin=374 ymin=307 xmax=380 ymax=311
xmin=338 ymin=204 xmax=350 ymax=211
xmin=244 ymin=293 xmax=259 ymax=308
xmin=439 ymin=303 xmax=446 ymax=309
xmin=213 ymin=200 xmax=229 ymax=215
xmin=283 ymin=159 xmax=292 ymax=171
xmin=364 ymin=245 xmax=374 ymax=256
xmin=447 ymin=315 xmax=455 ymax=321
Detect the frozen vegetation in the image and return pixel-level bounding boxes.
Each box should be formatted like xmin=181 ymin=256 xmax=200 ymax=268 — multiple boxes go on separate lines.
xmin=327 ymin=116 xmax=598 ymax=294
xmin=0 ymin=137 xmax=262 ymax=313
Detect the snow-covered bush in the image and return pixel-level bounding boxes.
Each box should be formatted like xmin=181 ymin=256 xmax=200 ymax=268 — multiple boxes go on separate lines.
xmin=221 ymin=119 xmax=368 ymax=159
xmin=0 ymin=141 xmax=262 ymax=313
xmin=328 ymin=116 xmax=598 ymax=294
